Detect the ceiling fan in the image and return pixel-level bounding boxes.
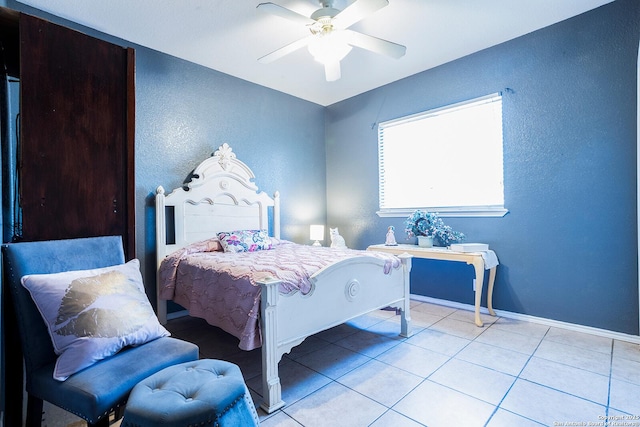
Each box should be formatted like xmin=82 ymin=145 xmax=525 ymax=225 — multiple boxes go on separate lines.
xmin=257 ymin=0 xmax=406 ymax=82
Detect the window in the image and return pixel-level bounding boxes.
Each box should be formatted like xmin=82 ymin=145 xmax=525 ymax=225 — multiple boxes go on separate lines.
xmin=378 ymin=93 xmax=507 ymax=217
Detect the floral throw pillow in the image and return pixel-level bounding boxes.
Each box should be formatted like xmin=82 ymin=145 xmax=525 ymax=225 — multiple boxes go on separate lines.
xmin=217 ymin=229 xmax=273 ymax=253
xmin=21 ymin=259 xmax=170 ymax=381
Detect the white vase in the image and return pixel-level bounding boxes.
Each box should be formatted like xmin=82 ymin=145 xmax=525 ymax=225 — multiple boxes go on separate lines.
xmin=417 ymin=236 xmax=434 ymax=248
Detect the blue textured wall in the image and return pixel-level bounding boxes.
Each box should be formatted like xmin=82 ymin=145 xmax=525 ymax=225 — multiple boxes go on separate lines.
xmin=134 ymin=51 xmax=326 ymax=294
xmin=326 ymin=0 xmax=639 ymax=334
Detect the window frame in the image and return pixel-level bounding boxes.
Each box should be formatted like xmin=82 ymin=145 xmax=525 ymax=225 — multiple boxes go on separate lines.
xmin=377 ymin=93 xmax=508 ymax=218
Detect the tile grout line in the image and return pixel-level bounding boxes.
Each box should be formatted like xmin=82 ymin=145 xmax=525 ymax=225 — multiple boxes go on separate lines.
xmin=482 ymin=323 xmax=551 ymax=427
xmin=605 ymin=339 xmax=614 ymax=419
xmin=370 ymin=309 xmax=484 ymax=426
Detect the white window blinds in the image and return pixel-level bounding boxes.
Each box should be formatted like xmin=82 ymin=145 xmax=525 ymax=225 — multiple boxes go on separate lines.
xmin=378 ymin=93 xmax=507 ymax=217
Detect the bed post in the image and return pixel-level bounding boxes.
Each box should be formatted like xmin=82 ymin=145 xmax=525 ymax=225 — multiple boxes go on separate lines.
xmin=155 ymin=186 xmax=168 ymax=325
xmin=259 ymin=276 xmax=285 ymax=413
xmin=398 ymin=253 xmax=413 ymax=338
xmin=273 ymin=191 xmax=281 ymax=239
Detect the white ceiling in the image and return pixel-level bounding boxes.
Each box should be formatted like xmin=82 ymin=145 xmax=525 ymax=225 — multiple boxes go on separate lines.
xmin=17 ymin=0 xmax=614 ymax=106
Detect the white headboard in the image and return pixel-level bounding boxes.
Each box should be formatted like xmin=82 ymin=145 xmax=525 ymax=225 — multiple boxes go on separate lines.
xmin=155 ymin=143 xmax=280 ymax=264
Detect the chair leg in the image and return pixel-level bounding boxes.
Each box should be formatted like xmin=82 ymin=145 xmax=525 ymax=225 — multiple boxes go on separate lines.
xmin=88 ymin=416 xmax=110 ymax=427
xmin=25 ymin=395 xmax=44 ymax=427
xmin=4 ymin=286 xmax=25 ymax=427
xmin=114 ymin=405 xmax=126 ymax=422
xmin=24 ymin=395 xmax=110 ymax=427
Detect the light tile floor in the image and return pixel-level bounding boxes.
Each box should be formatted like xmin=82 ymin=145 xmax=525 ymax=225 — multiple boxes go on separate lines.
xmin=43 ymin=300 xmax=640 ymax=427
xmin=167 ymin=300 xmax=640 ymax=427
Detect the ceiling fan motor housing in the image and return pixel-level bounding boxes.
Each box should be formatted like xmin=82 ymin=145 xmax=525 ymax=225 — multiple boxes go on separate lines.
xmin=311 ymin=6 xmax=340 ymax=22
xmin=319 ymin=0 xmax=335 ymax=8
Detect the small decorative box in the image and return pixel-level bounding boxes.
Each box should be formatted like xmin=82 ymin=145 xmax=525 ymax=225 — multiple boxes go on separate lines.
xmin=449 ymin=243 xmax=489 ymax=252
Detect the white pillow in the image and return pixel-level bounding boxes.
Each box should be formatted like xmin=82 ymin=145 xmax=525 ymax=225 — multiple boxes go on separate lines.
xmin=21 ymin=259 xmax=170 ymax=381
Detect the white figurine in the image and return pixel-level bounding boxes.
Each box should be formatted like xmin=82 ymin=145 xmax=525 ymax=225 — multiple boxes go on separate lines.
xmin=385 ymin=225 xmax=398 ymax=246
xmin=330 ymin=227 xmax=347 ymax=248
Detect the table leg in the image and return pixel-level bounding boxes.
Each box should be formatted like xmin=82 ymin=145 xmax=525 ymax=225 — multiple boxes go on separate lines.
xmin=487 ymin=267 xmax=497 ymax=317
xmin=472 ymin=259 xmax=484 ymax=327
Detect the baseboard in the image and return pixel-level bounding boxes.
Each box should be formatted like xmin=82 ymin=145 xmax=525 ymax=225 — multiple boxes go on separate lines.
xmin=411 ymin=294 xmax=640 ymax=345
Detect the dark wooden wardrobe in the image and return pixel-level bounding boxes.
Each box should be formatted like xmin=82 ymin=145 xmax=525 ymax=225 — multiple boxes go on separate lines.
xmin=18 ymin=12 xmax=136 ymax=255
xmin=1 ymin=9 xmax=135 ymax=425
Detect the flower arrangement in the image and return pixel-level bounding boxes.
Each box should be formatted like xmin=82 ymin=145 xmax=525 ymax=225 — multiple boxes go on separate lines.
xmin=404 ymin=210 xmax=466 ymax=247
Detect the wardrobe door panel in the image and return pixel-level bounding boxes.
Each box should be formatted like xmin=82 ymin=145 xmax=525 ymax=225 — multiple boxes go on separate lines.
xmin=19 ymin=13 xmax=134 ymax=255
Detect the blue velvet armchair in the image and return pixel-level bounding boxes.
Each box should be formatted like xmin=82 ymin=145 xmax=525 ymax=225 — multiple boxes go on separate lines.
xmin=1 ymin=236 xmax=199 ymax=427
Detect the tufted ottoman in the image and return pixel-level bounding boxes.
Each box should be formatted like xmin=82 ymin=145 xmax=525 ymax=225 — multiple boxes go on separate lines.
xmin=122 ymin=359 xmax=260 ymax=427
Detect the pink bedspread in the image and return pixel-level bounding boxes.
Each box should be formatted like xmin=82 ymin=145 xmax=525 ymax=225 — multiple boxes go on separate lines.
xmin=158 ymin=240 xmax=401 ymax=350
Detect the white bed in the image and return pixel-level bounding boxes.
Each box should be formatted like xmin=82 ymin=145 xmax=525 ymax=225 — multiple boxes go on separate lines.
xmin=155 ymin=143 xmax=413 ymax=413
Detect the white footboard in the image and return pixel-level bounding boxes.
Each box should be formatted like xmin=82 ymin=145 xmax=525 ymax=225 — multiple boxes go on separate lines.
xmin=258 ymin=253 xmax=412 ymax=413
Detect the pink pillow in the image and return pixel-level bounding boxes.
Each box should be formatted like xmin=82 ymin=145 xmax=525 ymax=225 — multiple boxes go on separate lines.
xmin=188 ymin=237 xmax=222 ymax=253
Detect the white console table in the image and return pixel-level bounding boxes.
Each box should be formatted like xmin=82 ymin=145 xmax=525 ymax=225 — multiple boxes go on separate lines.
xmin=367 ymin=244 xmax=497 ymax=327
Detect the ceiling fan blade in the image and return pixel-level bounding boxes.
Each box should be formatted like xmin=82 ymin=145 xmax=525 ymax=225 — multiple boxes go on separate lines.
xmin=256 ymin=2 xmax=315 ymax=26
xmin=258 ymin=36 xmax=313 ymax=64
xmin=343 ymin=29 xmax=406 ymax=59
xmin=332 ymin=0 xmax=389 ymax=30
xmin=324 ymin=60 xmax=341 ymax=82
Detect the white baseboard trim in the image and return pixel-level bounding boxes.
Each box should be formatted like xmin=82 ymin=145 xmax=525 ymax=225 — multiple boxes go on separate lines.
xmin=411 ymin=294 xmax=640 ymax=345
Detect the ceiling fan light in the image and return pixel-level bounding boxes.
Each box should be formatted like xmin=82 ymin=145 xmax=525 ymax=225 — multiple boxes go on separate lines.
xmin=308 ymin=33 xmax=352 ymax=65
xmin=324 ymin=61 xmax=341 ymax=82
